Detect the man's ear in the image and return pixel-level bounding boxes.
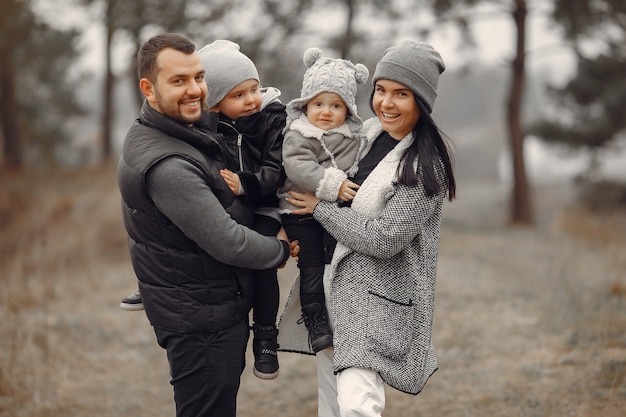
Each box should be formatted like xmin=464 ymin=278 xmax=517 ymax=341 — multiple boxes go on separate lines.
xmin=139 ymin=78 xmax=154 ymax=101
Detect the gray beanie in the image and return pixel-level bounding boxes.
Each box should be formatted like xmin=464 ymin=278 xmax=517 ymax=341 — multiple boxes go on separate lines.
xmin=197 ymin=40 xmax=260 ymax=110
xmin=373 ymin=41 xmax=445 ymax=113
xmin=286 ymin=48 xmax=369 ymax=131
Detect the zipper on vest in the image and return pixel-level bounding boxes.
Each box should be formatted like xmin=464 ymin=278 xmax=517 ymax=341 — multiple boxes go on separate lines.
xmin=237 ymin=134 xmax=244 ymax=171
xmin=232 ymin=269 xmax=243 ymax=298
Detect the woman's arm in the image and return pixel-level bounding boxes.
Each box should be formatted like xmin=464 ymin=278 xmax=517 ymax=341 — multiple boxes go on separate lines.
xmin=289 ymin=184 xmax=444 ymax=258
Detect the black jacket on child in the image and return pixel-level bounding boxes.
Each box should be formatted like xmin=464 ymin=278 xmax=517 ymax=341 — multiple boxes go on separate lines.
xmin=217 ymin=99 xmax=286 ymax=209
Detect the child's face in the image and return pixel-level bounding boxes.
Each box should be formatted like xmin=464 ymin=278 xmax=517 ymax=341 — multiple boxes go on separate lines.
xmin=211 ymin=79 xmax=262 ymax=120
xmin=305 ymin=92 xmax=348 ymax=131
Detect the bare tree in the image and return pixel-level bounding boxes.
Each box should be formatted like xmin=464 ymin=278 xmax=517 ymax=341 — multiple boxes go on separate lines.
xmin=531 ymin=0 xmax=626 ymax=180
xmin=430 ymin=0 xmax=535 ymax=225
xmin=101 ymin=0 xmax=117 ymax=162
xmin=0 ymin=0 xmax=32 ymax=169
xmin=508 ymin=0 xmax=533 ymax=224
xmin=1 ymin=0 xmax=82 ymax=170
xmin=82 ymin=0 xmax=189 ymax=161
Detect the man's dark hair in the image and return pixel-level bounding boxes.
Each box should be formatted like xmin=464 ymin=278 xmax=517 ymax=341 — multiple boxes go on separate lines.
xmin=137 ymin=33 xmax=196 ymax=83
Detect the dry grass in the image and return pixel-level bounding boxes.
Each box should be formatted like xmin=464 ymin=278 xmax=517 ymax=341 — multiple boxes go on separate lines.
xmin=0 ymin=164 xmax=129 ymax=416
xmin=1 ymin=166 xmax=625 ymax=416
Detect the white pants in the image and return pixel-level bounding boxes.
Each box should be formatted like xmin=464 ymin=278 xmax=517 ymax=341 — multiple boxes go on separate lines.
xmin=316 ymin=348 xmax=386 ymax=417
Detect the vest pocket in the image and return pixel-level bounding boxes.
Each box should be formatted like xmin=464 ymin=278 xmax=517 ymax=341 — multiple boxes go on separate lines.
xmin=365 ymin=290 xmax=414 ymax=361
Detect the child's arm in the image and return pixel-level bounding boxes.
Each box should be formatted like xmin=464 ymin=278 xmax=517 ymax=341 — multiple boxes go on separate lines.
xmin=236 ymin=109 xmax=286 ymax=205
xmin=282 ymin=133 xmax=329 ymax=194
xmin=337 ymin=179 xmax=360 ymax=202
xmin=220 ymin=169 xmax=242 ymax=195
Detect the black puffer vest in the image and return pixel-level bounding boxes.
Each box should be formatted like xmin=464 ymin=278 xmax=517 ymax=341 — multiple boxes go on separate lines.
xmin=117 ymin=103 xmax=254 ymax=333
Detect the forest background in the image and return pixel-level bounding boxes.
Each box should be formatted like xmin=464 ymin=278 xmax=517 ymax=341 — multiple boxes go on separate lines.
xmin=1 ymin=0 xmax=625 ymax=416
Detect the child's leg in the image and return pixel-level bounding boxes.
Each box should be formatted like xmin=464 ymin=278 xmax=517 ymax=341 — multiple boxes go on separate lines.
xmin=281 ymin=214 xmax=332 ymax=353
xmin=251 ymin=214 xmax=282 ymax=380
xmin=280 ymin=214 xmax=326 ymax=296
xmin=252 ymin=215 xmax=281 ymax=327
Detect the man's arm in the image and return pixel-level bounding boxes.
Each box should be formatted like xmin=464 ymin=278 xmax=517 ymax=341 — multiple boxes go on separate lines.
xmin=146 ymin=157 xmax=289 ymax=269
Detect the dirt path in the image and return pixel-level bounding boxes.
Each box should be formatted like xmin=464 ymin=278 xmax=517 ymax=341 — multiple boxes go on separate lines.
xmin=2 ymin=168 xmax=626 ymax=416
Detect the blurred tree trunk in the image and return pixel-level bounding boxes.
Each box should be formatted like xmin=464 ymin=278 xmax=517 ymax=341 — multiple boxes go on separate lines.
xmin=338 ymin=0 xmax=356 ymax=59
xmin=101 ymin=1 xmax=115 ymax=162
xmin=0 ymin=0 xmax=26 ymax=170
xmin=0 ymin=54 xmax=22 ymax=169
xmin=507 ymin=0 xmax=533 ymax=225
xmin=87 ymin=0 xmax=190 ymax=153
xmin=84 ymin=0 xmax=123 ymax=162
xmin=430 ymin=0 xmax=535 ymax=226
xmin=131 ymin=37 xmax=143 ymax=111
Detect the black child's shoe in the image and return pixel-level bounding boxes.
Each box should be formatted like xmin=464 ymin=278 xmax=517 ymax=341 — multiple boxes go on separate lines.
xmin=252 ymin=324 xmax=279 ymax=380
xmin=302 ymin=303 xmax=333 ymax=353
xmin=120 ymin=291 xmax=144 ymax=311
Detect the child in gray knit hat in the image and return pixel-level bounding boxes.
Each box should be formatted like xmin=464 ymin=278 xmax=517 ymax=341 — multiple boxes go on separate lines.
xmin=277 ymin=47 xmax=369 ymax=353
xmin=199 ymin=40 xmax=288 ymax=380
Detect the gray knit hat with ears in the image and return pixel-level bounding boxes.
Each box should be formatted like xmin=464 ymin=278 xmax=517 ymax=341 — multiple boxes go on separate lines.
xmin=197 ymin=40 xmax=260 ymax=110
xmin=286 ymin=48 xmax=369 ymax=131
xmin=373 ymin=40 xmax=445 ymax=113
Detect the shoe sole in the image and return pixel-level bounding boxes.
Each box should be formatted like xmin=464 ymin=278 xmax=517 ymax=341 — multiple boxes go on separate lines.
xmin=120 ymin=303 xmax=145 ymax=311
xmin=253 ymin=366 xmax=279 ymax=380
xmin=311 ymin=334 xmax=333 ymax=353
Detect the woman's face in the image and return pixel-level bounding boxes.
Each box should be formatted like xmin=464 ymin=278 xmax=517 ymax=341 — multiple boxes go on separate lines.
xmin=371 ymin=79 xmax=420 ymax=140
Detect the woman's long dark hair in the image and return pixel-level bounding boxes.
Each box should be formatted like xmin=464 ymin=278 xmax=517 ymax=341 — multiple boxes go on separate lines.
xmin=369 ymin=91 xmax=456 ymax=201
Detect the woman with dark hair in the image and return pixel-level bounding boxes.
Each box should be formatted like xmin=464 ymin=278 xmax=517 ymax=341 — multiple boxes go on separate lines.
xmin=285 ymin=40 xmax=456 ymax=416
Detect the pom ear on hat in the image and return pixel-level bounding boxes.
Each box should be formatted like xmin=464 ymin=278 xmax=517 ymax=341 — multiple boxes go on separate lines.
xmin=303 ymin=47 xmax=323 ymax=68
xmin=354 ymin=63 xmax=369 ymax=85
xmin=285 ymin=47 xmax=370 ymax=131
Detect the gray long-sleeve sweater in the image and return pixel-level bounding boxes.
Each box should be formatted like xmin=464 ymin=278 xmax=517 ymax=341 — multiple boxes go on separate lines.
xmin=147 ymin=157 xmax=289 ymax=270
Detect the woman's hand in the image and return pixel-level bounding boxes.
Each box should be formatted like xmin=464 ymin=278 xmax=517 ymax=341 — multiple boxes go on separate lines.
xmin=287 ymin=190 xmax=321 ymax=215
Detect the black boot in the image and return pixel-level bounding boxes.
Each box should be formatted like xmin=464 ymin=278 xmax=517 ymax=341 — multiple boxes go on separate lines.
xmin=252 ymin=324 xmax=279 ymax=380
xmin=302 ymin=302 xmax=333 ymax=353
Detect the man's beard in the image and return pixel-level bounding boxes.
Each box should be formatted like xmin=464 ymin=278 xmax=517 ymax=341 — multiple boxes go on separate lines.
xmin=155 ymin=90 xmax=202 ymax=125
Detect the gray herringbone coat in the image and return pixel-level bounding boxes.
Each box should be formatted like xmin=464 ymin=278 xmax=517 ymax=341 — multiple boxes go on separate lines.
xmin=314 ymin=117 xmax=446 ymax=394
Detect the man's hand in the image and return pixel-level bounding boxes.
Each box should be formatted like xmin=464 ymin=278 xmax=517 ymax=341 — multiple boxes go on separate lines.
xmin=276 ymin=227 xmax=299 ymax=268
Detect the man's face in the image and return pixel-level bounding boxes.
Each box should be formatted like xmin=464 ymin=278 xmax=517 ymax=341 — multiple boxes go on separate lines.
xmin=142 ymin=48 xmax=207 ymax=124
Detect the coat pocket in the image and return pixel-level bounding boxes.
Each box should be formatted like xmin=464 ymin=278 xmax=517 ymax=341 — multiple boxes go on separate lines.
xmin=365 ymin=291 xmax=414 ymax=361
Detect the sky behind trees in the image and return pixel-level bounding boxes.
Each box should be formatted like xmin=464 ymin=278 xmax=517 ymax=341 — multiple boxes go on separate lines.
xmin=36 ymin=0 xmax=575 ymax=83
xmin=6 ymin=0 xmax=622 ymax=225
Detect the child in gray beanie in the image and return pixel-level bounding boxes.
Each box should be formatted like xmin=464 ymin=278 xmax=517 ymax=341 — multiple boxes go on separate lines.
xmin=276 ymin=47 xmax=369 ymax=353
xmin=198 ymin=39 xmax=261 ymax=110
xmin=199 ymin=40 xmax=287 ymax=380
